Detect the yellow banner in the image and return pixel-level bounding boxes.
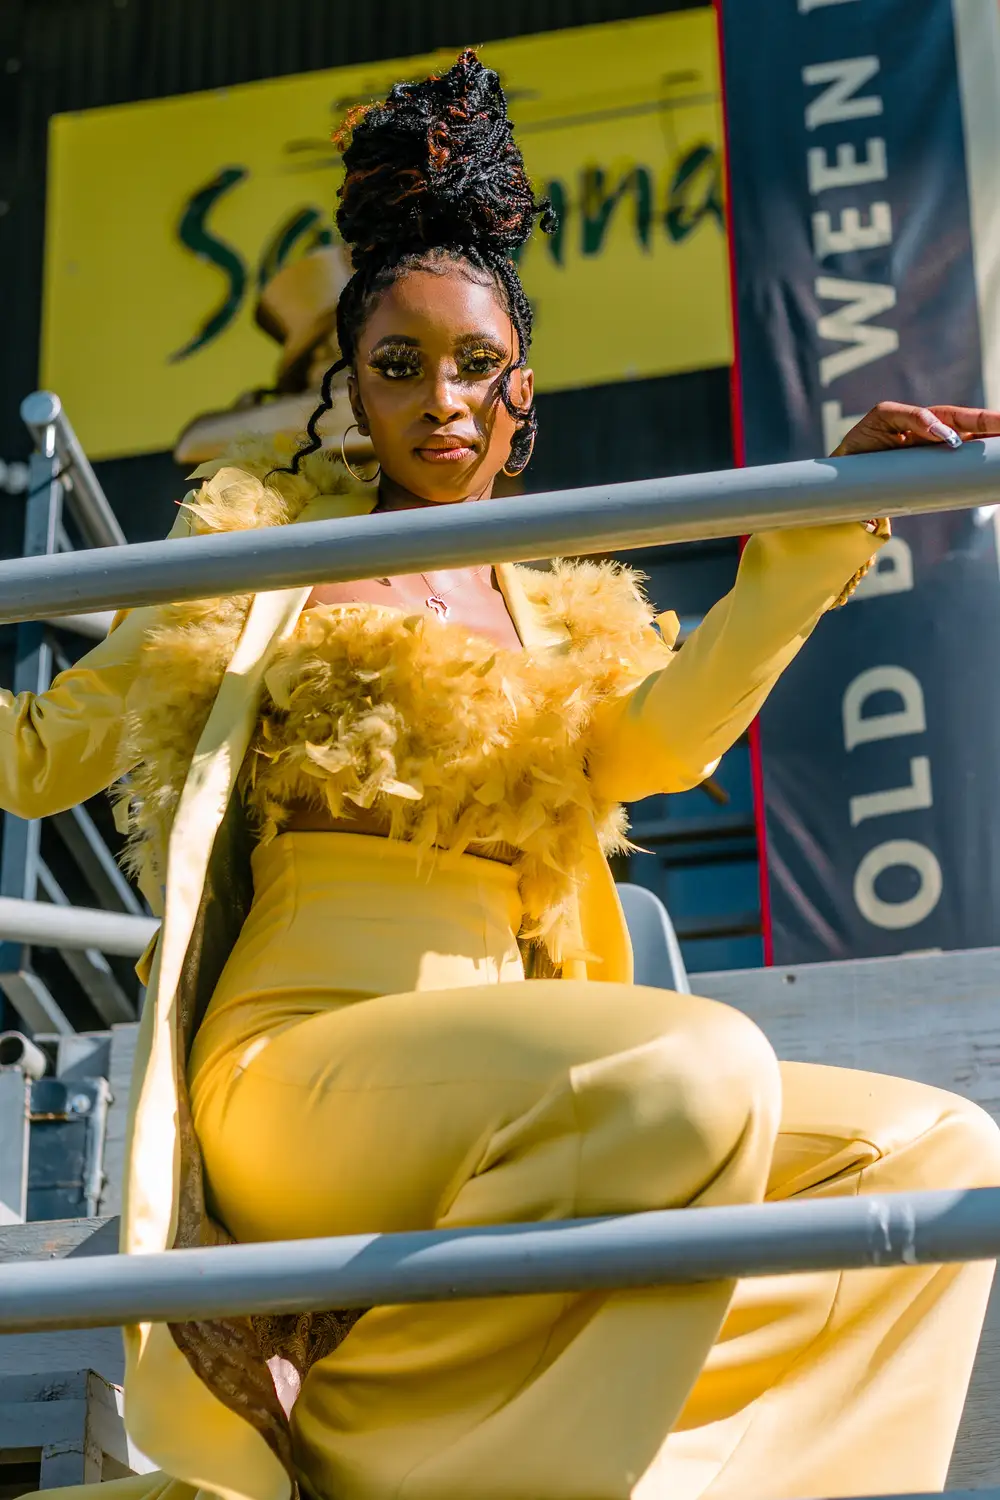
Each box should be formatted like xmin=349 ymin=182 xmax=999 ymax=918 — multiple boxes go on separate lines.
xmin=42 ymin=10 xmax=730 ymax=461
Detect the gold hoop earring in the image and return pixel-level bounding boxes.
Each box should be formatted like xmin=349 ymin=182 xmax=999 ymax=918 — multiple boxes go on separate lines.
xmin=340 ymin=423 xmax=381 ymax=485
xmin=502 ymin=428 xmax=536 ymax=479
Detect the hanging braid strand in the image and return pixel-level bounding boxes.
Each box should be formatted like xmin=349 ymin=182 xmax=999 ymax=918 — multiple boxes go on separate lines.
xmin=283 ymin=49 xmax=555 ymax=478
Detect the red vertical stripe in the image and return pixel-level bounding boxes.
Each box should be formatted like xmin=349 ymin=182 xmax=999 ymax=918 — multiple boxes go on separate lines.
xmin=713 ymin=0 xmax=774 ymax=964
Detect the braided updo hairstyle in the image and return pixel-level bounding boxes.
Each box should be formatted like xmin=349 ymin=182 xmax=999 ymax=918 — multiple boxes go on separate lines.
xmin=287 ymin=48 xmax=555 ymax=477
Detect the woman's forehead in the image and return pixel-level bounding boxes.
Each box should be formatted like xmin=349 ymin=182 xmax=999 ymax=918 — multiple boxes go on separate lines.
xmin=360 ymin=267 xmax=512 ymax=347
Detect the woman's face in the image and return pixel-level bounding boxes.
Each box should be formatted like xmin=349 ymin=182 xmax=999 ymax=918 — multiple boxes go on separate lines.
xmin=348 ymin=263 xmax=534 ymax=505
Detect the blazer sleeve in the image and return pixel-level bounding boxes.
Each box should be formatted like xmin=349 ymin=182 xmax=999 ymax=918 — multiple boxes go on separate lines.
xmin=0 ymin=502 xmax=195 ymax=819
xmin=586 ymin=521 xmax=886 ymax=804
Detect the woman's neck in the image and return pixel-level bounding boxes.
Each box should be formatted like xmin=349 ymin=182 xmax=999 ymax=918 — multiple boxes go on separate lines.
xmin=374 ymin=473 xmax=495 ymax=512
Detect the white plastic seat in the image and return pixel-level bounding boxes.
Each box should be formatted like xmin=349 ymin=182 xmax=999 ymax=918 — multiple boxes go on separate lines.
xmin=615 ymin=882 xmax=691 ymax=994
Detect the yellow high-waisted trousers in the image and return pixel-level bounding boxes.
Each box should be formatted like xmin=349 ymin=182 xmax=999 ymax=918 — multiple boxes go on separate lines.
xmin=43 ymin=833 xmax=1000 ymax=1500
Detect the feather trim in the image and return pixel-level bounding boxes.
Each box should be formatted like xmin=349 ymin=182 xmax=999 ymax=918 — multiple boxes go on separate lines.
xmin=243 ymin=560 xmax=669 ymax=963
xmin=113 ymin=437 xmax=372 ymax=892
xmin=114 ymin=440 xmax=672 ymax=962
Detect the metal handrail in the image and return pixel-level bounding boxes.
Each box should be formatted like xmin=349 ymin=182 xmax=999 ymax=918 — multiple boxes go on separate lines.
xmin=1 ymin=1188 xmax=997 ymax=1333
xmin=3 ymin=416 xmax=1000 ymax=623
xmin=19 ymin=392 xmax=126 ymax=550
xmin=44 ymin=612 xmax=116 ymax=640
xmin=0 ymin=898 xmax=155 ymax=957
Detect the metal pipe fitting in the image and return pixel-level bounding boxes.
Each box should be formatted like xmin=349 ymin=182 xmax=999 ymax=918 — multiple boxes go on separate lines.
xmin=0 ymin=1032 xmax=47 ymax=1079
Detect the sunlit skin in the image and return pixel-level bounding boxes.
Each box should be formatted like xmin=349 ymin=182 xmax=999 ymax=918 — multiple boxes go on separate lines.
xmin=296 ymin=265 xmax=530 ymax=832
xmin=296 ymin=260 xmax=1000 ymax=838
xmin=307 ymin=264 xmax=530 ymax=650
xmin=351 ymin=264 xmax=534 ymax=509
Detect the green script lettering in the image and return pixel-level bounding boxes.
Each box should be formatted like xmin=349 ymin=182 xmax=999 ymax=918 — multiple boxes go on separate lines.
xmin=664 ymin=144 xmax=723 ymax=244
xmin=168 ymin=167 xmax=250 ymax=363
xmin=581 ymin=166 xmax=653 ymax=256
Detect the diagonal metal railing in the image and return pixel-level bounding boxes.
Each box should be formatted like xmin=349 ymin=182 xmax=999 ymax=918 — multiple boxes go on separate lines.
xmin=3 ymin=1188 xmax=1000 ymax=1332
xmin=4 ymin=392 xmax=1000 ymax=623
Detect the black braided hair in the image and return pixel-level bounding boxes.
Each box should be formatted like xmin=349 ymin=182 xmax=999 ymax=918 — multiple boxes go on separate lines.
xmin=284 ymin=49 xmax=555 ymax=477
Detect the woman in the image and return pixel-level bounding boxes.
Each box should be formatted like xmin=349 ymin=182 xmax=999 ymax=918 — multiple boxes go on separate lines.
xmin=15 ymin=51 xmax=1000 ymax=1500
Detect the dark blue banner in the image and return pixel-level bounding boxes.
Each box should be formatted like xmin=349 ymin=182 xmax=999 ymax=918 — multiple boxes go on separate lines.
xmin=718 ymin=0 xmax=1000 ymax=960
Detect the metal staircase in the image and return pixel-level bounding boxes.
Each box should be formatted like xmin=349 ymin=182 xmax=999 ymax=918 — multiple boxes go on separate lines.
xmin=0 ymin=393 xmax=152 ymax=1040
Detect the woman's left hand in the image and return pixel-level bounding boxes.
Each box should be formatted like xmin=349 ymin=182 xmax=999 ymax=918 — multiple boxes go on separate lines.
xmin=832 ymin=400 xmax=1000 ymax=456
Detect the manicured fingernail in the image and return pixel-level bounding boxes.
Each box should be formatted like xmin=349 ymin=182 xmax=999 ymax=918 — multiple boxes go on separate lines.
xmin=929 ymin=420 xmax=963 ymax=448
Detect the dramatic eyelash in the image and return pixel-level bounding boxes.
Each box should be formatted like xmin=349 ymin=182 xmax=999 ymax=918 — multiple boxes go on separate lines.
xmin=369 ymin=343 xmax=420 ymax=365
xmin=457 ymin=339 xmax=507 ymax=360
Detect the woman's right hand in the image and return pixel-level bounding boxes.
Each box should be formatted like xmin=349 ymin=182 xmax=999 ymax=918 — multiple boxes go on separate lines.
xmin=832 ymin=400 xmax=1000 ymax=456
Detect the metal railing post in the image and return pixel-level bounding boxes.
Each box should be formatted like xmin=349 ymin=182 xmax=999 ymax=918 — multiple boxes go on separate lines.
xmin=19 ymin=393 xmax=125 ymax=550
xmin=0 ymin=395 xmax=146 ymax=1038
xmin=0 ymin=406 xmax=66 ymax=1034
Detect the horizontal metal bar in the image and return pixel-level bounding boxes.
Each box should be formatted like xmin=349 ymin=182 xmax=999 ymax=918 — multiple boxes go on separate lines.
xmin=0 ymin=1031 xmax=48 ymax=1079
xmin=37 ymin=864 xmax=137 ymax=1023
xmin=0 ymin=970 xmax=74 ymax=1038
xmin=53 ymin=804 xmax=146 ymax=916
xmin=631 ymin=812 xmax=757 ymax=845
xmin=4 ymin=433 xmax=1000 ymax=623
xmin=44 ymin=611 xmax=115 ymax=640
xmin=656 ymin=846 xmax=760 ymax=872
xmin=0 ymin=898 xmax=155 ymax=957
xmin=20 ymin=392 xmax=125 ymax=550
xmin=0 ymin=1187 xmax=996 ymax=1333
xmin=675 ymin=911 xmax=762 ymax=941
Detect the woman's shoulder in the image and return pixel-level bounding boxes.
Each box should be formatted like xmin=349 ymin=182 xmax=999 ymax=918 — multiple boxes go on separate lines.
xmin=180 ymin=434 xmax=371 ymax=536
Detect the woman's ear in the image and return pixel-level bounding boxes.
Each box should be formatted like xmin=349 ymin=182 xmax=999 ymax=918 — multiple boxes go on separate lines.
xmin=347 ymin=372 xmax=370 ymax=436
xmin=511 ymin=365 xmax=534 ymax=414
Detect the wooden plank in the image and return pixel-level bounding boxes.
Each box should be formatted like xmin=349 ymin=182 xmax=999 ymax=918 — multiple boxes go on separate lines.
xmin=692 ymin=947 xmax=1000 ymax=1492
xmin=100 ymin=1022 xmax=138 ymax=1218
xmin=0 ymin=1399 xmax=88 ymax=1449
xmin=691 ymin=947 xmax=1000 ymax=1112
xmin=0 ymin=1217 xmax=117 ymax=1263
xmin=0 ymin=1367 xmax=152 ymax=1479
xmin=0 ymin=1231 xmax=123 ymax=1387
xmin=84 ymin=1367 xmax=154 ymax=1476
xmin=0 ymin=1370 xmax=89 ymax=1402
xmin=0 ymin=1329 xmax=124 ymax=1388
xmin=0 ymin=1072 xmax=28 ymax=1225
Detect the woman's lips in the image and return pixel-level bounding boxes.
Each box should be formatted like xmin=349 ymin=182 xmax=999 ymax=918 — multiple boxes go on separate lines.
xmin=415 ymin=444 xmax=476 ymax=463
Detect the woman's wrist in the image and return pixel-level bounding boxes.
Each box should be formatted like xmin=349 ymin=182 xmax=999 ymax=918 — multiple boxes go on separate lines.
xmin=831 ymin=518 xmax=891 ymax=607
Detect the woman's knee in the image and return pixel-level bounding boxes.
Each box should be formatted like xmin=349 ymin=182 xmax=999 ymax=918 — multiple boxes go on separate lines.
xmin=935 ymin=1091 xmax=1000 ymax=1188
xmin=788 ymin=1063 xmax=1000 ymax=1193
xmin=568 ymin=990 xmax=781 ymax=1215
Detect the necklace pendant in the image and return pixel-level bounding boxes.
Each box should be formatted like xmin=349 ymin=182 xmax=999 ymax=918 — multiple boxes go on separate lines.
xmin=426 ymin=595 xmax=450 ymax=619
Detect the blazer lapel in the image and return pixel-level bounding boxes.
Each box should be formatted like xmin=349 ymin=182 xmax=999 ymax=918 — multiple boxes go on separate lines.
xmin=494 ymin=562 xmax=569 ymax=653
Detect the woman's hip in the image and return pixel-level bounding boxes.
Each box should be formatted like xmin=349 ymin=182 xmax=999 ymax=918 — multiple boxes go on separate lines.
xmin=192 ymin=980 xmax=781 ymax=1244
xmin=192 ymin=972 xmax=1000 ymax=1250
xmin=188 ymin=830 xmax=527 ymax=1089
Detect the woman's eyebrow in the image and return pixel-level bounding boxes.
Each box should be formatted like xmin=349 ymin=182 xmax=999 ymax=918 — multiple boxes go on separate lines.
xmin=370 ymin=335 xmax=421 ymax=352
xmin=454 ymin=332 xmax=508 ymax=351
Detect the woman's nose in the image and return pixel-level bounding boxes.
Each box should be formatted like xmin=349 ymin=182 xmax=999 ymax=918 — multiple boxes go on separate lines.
xmin=423 ymin=372 xmax=466 ymax=425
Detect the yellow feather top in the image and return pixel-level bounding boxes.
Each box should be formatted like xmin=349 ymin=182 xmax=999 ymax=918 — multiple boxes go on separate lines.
xmin=115 ymin=438 xmax=673 ymax=963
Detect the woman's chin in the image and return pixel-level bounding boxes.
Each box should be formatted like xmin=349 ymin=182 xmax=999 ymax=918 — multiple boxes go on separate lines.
xmin=399 ymin=459 xmax=490 ymax=505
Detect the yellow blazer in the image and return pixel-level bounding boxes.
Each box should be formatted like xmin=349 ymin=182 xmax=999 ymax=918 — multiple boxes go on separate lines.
xmin=0 ymin=483 xmax=883 ymax=1499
